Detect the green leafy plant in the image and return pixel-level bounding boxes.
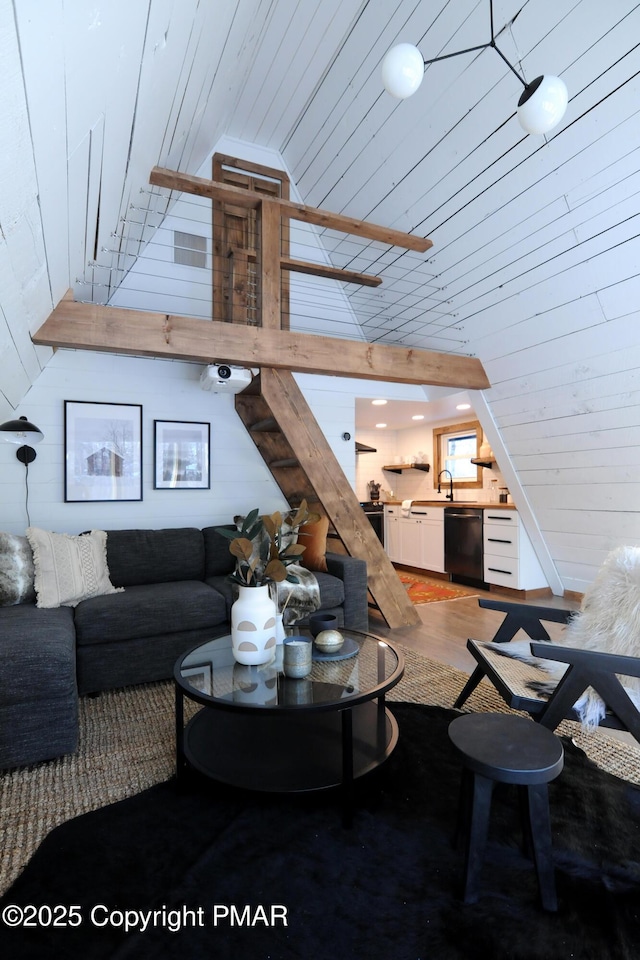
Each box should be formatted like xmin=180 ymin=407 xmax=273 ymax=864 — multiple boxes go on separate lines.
xmin=215 ymin=501 xmax=321 ymax=586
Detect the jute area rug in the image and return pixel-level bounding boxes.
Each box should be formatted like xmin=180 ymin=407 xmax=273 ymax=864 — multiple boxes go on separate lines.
xmin=2 ymin=646 xmax=640 ymax=897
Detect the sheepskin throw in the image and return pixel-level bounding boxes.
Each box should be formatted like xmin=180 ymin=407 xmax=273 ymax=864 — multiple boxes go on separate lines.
xmin=561 ymin=545 xmax=640 ymax=724
xmin=492 ymin=545 xmax=640 ymax=728
xmin=274 ymin=564 xmax=321 ymax=626
xmin=0 ymin=533 xmax=36 ymax=606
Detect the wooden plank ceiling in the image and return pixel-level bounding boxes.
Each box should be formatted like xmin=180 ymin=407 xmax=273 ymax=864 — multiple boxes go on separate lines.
xmin=1 ymin=0 xmax=639 ymax=590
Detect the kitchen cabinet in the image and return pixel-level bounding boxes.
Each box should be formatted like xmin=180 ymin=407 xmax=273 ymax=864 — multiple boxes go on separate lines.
xmin=384 ymin=506 xmax=401 ymax=562
xmin=384 ymin=505 xmax=444 ymax=572
xmin=399 ymin=517 xmax=423 ymax=567
xmin=483 ymin=510 xmax=547 ymax=590
xmin=409 ymin=507 xmax=445 ymax=573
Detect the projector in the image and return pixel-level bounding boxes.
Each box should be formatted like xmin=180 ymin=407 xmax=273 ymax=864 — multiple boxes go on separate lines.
xmin=199 ymin=364 xmax=253 ymax=393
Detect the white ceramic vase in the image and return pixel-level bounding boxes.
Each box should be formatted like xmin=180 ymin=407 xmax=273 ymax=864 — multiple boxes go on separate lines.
xmin=231 ymin=583 xmax=277 ymax=665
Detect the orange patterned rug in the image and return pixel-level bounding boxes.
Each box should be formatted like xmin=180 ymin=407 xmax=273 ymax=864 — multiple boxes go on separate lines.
xmin=398 ymin=572 xmax=476 ymax=604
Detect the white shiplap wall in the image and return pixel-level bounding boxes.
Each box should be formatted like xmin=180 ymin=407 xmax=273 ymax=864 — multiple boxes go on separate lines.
xmin=1 ymin=0 xmax=639 ymax=596
xmin=0 ymin=351 xmax=361 ymax=536
xmin=279 ymin=1 xmax=640 ymax=593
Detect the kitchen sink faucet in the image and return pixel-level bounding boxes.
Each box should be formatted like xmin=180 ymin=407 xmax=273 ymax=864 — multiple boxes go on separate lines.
xmin=437 ymin=469 xmax=454 ymax=501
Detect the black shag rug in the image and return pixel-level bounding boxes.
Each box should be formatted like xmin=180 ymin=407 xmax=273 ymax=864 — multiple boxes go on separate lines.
xmin=2 ymin=704 xmax=640 ymax=959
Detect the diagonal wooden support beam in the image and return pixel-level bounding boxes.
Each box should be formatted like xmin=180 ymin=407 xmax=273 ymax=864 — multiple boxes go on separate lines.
xmin=256 ymin=368 xmax=420 ymax=628
xmin=33 ymin=297 xmax=490 ymax=389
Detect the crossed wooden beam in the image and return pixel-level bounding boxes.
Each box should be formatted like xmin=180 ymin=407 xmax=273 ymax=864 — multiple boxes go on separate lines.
xmin=33 ymin=165 xmax=489 ymax=391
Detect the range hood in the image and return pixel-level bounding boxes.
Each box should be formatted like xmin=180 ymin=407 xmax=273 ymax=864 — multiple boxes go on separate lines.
xmin=355 ymin=441 xmax=377 ymax=454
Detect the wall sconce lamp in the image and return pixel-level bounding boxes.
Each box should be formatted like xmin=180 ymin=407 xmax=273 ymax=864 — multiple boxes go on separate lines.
xmin=381 ymin=0 xmax=568 ymax=135
xmin=0 ymin=416 xmax=44 ymax=464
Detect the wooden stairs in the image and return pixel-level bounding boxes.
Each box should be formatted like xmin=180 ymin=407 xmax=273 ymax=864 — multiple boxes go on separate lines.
xmin=235 ymin=368 xmax=420 ymax=629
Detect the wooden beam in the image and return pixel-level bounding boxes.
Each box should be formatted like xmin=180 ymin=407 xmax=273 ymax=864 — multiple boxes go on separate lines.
xmin=256 ymin=368 xmax=420 ymax=628
xmin=259 ymin=201 xmax=281 ymax=329
xmin=33 ymin=298 xmax=490 ymax=389
xmin=226 ymin=251 xmax=382 ymax=288
xmin=150 ymin=167 xmax=432 ymax=253
xmin=280 ymin=257 xmax=382 ymax=288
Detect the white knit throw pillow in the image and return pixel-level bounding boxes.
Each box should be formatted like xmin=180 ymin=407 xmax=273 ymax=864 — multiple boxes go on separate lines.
xmin=25 ymin=528 xmax=123 ymax=608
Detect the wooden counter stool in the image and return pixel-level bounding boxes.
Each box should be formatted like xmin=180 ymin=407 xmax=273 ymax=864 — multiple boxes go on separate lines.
xmin=448 ymin=712 xmax=564 ymax=912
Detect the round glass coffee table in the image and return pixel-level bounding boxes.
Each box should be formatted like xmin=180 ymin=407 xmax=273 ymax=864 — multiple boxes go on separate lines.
xmin=174 ymin=629 xmax=404 ymax=823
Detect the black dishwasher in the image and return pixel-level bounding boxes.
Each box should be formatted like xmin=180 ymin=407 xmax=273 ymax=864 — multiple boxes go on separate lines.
xmin=444 ymin=507 xmax=486 ymax=587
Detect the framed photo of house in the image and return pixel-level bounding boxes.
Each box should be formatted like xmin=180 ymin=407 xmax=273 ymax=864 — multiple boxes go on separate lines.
xmin=153 ymin=419 xmax=210 ymax=490
xmin=64 ymin=400 xmax=143 ymax=502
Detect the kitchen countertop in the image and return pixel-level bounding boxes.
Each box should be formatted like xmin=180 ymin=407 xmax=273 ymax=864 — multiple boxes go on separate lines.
xmin=383 ymin=501 xmax=515 ymax=509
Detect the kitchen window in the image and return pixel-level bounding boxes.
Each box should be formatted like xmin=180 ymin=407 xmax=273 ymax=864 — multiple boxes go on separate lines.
xmin=433 ymin=420 xmax=482 ymax=489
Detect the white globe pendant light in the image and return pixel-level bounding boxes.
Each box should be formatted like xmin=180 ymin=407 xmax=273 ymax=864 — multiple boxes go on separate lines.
xmin=517 ymin=75 xmax=568 ymax=135
xmin=381 ymin=43 xmax=425 ymax=100
xmin=380 ymin=2 xmax=567 ymax=136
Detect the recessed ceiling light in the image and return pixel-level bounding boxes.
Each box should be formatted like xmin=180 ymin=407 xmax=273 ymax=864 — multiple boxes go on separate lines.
xmin=456 ymin=403 xmax=471 ymax=410
xmin=372 ymin=399 xmax=387 ymax=406
xmin=375 ymin=423 xmax=387 ymax=428
xmin=412 ymin=414 xmax=425 ymax=421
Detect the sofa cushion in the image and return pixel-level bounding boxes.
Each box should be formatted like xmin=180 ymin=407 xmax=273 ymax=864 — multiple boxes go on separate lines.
xmin=204 ymin=574 xmax=235 ymax=618
xmin=26 ymin=528 xmax=123 ymax=608
xmin=0 ymin=533 xmax=36 ymax=605
xmin=105 ymin=528 xmax=205 ymax=586
xmin=313 ymin=570 xmax=345 ymax=609
xmin=202 ymin=525 xmax=236 ymax=578
xmin=0 ymin=605 xmax=76 ymax=706
xmin=74 ymin=580 xmax=227 ymax=646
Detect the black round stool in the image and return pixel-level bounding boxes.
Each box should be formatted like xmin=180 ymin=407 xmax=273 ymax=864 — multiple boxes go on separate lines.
xmin=448 ymin=712 xmax=564 ymax=912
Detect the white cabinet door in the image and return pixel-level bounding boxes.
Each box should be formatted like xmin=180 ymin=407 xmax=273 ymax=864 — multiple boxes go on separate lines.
xmin=410 ymin=507 xmax=445 ymax=572
xmin=385 ymin=509 xmax=401 ymax=562
xmin=399 ymin=518 xmax=423 ymax=567
xmin=422 ymin=520 xmax=445 ymax=573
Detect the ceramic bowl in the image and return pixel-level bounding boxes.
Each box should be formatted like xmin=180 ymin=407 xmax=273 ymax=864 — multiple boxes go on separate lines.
xmin=313 ymin=629 xmax=345 ymax=654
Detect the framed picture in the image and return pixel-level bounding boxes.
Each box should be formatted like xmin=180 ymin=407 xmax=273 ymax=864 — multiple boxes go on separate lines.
xmin=181 ymin=662 xmax=213 ymax=696
xmin=154 ymin=420 xmax=210 ymax=490
xmin=64 ymin=400 xmax=143 ymax=502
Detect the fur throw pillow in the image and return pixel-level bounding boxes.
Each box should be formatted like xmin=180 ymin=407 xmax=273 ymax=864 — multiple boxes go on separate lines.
xmin=0 ymin=533 xmax=36 ymax=605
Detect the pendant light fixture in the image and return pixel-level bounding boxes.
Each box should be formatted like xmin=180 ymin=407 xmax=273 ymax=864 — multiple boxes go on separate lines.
xmin=381 ymin=0 xmax=568 ymax=136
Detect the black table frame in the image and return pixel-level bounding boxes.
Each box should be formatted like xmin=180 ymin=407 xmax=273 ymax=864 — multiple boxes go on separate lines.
xmin=174 ymin=631 xmax=404 ymax=825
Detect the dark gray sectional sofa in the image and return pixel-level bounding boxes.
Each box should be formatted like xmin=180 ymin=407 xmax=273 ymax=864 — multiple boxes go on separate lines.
xmin=0 ymin=525 xmax=368 ymax=770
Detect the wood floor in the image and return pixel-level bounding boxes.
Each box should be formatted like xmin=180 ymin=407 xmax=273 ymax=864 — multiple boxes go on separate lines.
xmin=370 ymin=568 xmax=579 ymax=674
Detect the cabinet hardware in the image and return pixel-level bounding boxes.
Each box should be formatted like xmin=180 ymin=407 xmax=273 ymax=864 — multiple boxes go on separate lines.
xmin=487 ymin=537 xmax=512 ymax=544
xmin=488 ymin=567 xmax=512 ymax=575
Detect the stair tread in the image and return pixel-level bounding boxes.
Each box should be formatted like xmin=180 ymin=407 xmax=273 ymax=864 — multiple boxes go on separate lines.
xmin=250 ymin=417 xmax=279 ymax=432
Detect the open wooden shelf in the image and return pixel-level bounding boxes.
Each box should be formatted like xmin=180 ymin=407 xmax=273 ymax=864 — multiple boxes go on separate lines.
xmin=383 ymin=463 xmax=430 ymax=474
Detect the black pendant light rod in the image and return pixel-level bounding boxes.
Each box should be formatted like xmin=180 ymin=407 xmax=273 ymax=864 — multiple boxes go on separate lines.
xmin=421 ymin=0 xmax=528 ymax=89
